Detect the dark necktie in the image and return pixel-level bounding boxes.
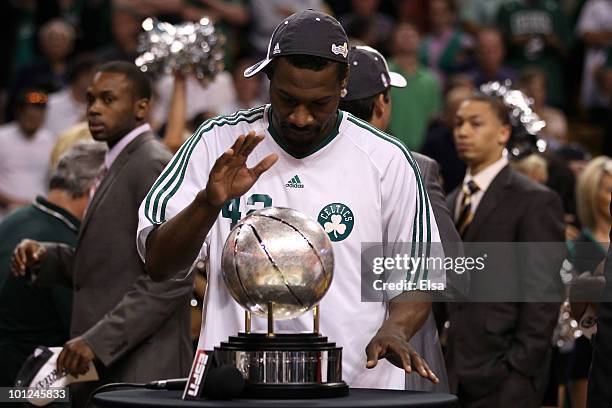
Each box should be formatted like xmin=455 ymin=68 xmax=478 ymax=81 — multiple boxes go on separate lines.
xmin=456 ymin=180 xmax=480 ymax=237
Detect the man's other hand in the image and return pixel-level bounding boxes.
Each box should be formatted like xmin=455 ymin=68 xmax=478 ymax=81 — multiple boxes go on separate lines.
xmin=366 ymin=329 xmax=439 ymax=384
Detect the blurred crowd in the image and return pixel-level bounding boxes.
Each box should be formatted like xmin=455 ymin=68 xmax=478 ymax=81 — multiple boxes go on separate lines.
xmin=0 ymin=0 xmax=612 ymax=407
xmin=1 ymin=0 xmax=611 ymax=214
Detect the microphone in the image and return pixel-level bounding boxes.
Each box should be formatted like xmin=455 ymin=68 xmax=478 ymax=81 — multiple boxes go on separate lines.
xmin=202 ymin=365 xmax=245 ymax=400
xmin=145 ymin=378 xmax=188 ymax=390
xmin=150 ymin=367 xmax=244 ymax=398
xmin=149 ymin=365 xmax=244 ymax=400
xmin=181 ymin=349 xmax=245 ymax=400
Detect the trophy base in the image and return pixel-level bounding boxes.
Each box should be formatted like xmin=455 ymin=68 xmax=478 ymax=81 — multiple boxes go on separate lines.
xmin=215 ymin=333 xmax=348 ymax=399
xmin=243 ymin=382 xmax=349 ymax=399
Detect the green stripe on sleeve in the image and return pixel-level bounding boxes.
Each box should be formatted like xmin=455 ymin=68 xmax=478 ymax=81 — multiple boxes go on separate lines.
xmin=144 ymin=110 xmax=251 ymax=224
xmin=144 ymin=106 xmax=265 ymax=225
xmin=157 ymin=112 xmax=265 ymax=222
xmin=144 ymin=126 xmax=203 ymax=225
xmin=346 ymin=115 xmax=431 ymax=283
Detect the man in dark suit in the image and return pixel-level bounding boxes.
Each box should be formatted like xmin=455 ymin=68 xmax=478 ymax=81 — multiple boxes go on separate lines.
xmin=339 ymin=45 xmax=468 ymax=393
xmin=12 ymin=62 xmax=193 ymax=405
xmin=446 ymin=94 xmax=565 ymax=407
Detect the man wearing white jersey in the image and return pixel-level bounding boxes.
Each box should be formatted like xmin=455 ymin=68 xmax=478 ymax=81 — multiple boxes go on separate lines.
xmin=137 ymin=9 xmax=443 ymax=390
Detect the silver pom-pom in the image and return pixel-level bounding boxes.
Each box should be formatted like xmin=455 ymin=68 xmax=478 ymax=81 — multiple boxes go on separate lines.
xmin=135 ymin=17 xmax=225 ymax=85
xmin=480 ymin=80 xmax=547 ymax=159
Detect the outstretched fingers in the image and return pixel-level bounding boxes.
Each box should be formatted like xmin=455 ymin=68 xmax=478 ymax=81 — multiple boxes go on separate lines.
xmin=251 ymin=153 xmax=279 ymax=178
xmin=209 ymin=148 xmax=235 ymax=176
xmin=365 ymin=341 xmax=384 ymax=369
xmin=412 ymin=354 xmax=439 ymax=383
xmin=210 ymin=132 xmax=275 ymax=184
xmin=231 ymin=134 xmax=246 ymax=154
xmin=397 ymin=345 xmax=413 ymax=373
xmin=239 ymin=132 xmax=265 ymax=158
xmin=215 ymin=134 xmax=248 ymax=167
xmin=215 ymin=132 xmax=264 ymax=171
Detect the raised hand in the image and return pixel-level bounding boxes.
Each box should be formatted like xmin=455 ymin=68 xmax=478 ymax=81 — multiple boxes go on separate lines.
xmin=204 ymin=131 xmax=278 ymax=207
xmin=10 ymin=239 xmax=47 ymax=277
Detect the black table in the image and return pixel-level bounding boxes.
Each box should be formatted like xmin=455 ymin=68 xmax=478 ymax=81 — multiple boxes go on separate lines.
xmin=93 ymin=388 xmax=458 ymax=408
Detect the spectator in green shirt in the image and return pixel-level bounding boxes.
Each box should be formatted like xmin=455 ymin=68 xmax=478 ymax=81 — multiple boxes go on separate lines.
xmin=459 ymin=0 xmax=511 ymax=35
xmin=388 ymin=22 xmax=442 ymax=151
xmin=497 ymin=0 xmax=572 ymax=108
xmin=0 ymin=142 xmax=105 ymax=386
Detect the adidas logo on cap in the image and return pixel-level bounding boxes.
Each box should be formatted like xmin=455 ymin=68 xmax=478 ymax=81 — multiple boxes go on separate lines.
xmin=273 ymin=42 xmax=281 ymax=55
xmin=285 ymin=175 xmax=304 ymax=188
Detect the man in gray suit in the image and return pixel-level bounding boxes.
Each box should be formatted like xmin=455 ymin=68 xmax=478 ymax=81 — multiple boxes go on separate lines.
xmin=339 ymin=46 xmax=467 ymax=393
xmin=12 ymin=62 xmax=193 ymax=405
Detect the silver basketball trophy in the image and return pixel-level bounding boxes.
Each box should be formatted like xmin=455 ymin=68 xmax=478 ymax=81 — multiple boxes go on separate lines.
xmin=216 ymin=207 xmax=348 ymax=398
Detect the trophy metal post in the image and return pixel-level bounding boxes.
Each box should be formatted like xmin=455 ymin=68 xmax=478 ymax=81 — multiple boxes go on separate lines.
xmin=245 ymin=311 xmax=251 ymax=334
xmin=267 ymin=301 xmax=275 ymax=337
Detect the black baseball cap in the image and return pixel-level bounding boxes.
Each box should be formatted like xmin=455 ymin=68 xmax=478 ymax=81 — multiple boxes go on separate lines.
xmin=343 ymin=46 xmax=407 ymax=101
xmin=244 ymin=9 xmax=349 ymax=78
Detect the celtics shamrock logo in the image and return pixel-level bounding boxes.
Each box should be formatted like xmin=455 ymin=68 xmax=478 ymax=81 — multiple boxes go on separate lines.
xmin=324 ymin=214 xmax=346 ymax=238
xmin=317 ymin=203 xmax=354 ymax=242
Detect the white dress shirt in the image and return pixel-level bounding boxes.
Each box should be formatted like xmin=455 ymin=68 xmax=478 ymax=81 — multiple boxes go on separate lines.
xmin=105 ymin=123 xmax=151 ymax=170
xmin=85 ymin=123 xmax=152 ymax=212
xmin=455 ymin=155 xmax=509 ymax=220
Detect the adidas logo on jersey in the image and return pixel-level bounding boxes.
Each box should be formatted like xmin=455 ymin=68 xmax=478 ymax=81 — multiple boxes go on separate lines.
xmin=285 ymin=175 xmax=304 ymax=188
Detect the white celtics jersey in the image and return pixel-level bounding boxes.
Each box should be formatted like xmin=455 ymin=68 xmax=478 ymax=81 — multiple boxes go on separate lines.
xmin=137 ymin=105 xmax=442 ymax=390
